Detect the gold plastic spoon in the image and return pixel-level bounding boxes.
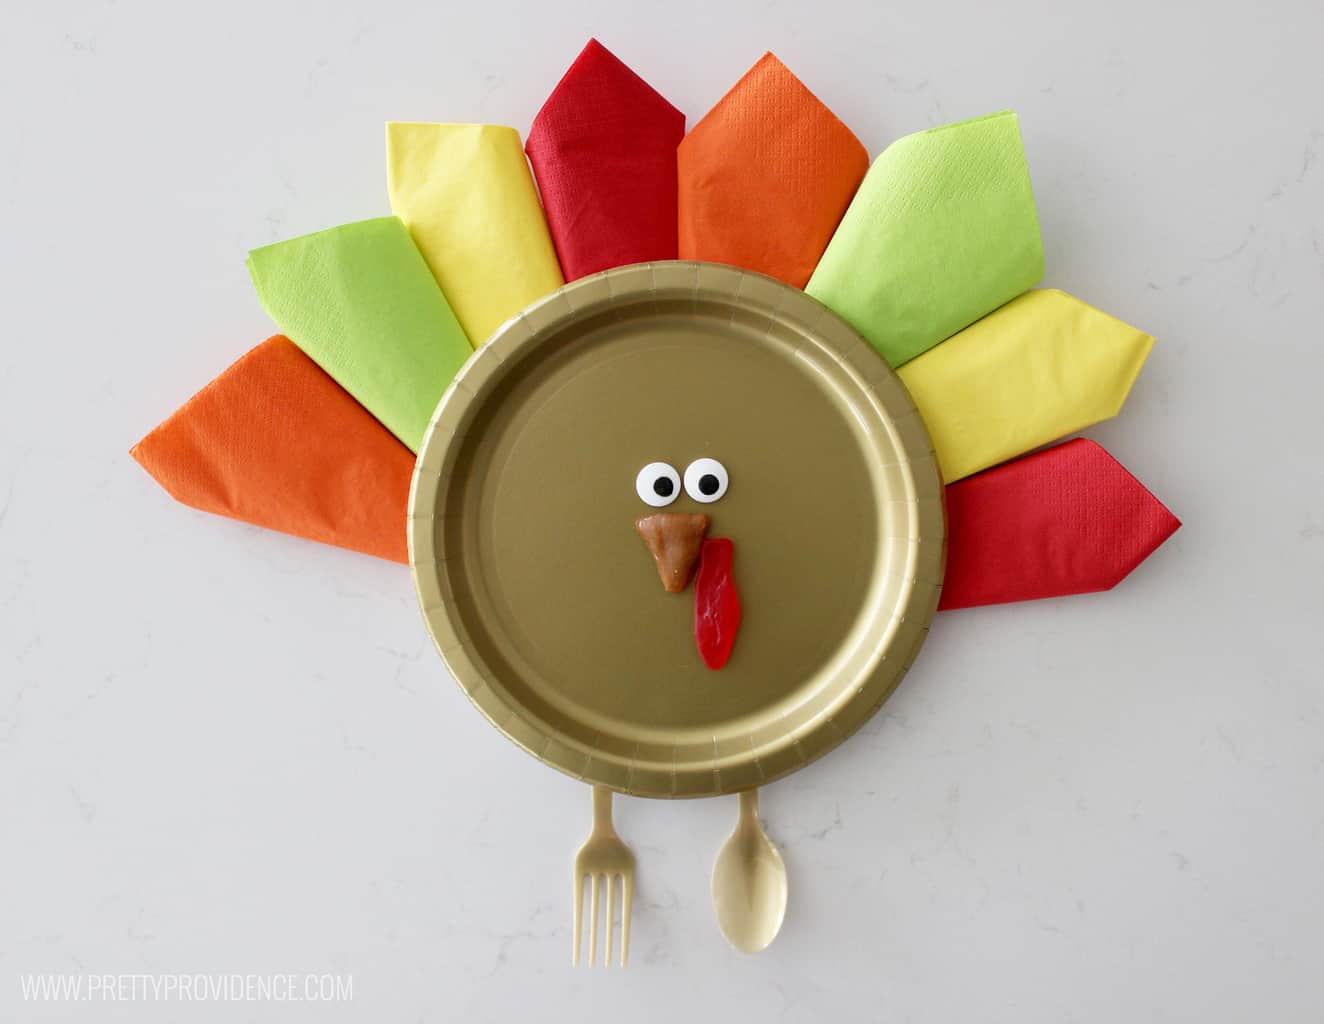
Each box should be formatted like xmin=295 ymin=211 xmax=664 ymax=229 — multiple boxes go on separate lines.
xmin=712 ymin=789 xmax=787 ymax=953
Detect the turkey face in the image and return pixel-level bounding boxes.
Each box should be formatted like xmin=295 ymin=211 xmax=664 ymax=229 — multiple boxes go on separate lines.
xmin=633 ymin=459 xmax=738 ymax=668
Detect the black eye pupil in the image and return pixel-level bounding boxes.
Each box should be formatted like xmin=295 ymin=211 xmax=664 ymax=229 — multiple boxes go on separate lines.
xmin=698 ymin=474 xmax=720 ymax=496
xmin=653 ymin=477 xmax=675 ymax=497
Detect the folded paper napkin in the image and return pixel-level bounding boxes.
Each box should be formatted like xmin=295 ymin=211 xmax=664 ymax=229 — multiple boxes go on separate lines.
xmin=387 ymin=122 xmax=564 ymax=345
xmin=247 ymin=217 xmax=470 ymax=452
xmin=808 ymin=111 xmax=1043 ymax=367
xmin=526 ymin=39 xmax=685 ymax=280
xmin=899 ymin=289 xmax=1154 ymax=482
xmin=940 ymin=438 xmax=1180 ymax=609
xmin=678 ymin=52 xmax=868 ymax=288
xmin=131 ymin=336 xmax=413 ymax=562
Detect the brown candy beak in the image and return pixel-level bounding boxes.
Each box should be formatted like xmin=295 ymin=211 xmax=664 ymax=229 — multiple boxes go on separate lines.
xmin=635 ymin=512 xmax=709 ymax=593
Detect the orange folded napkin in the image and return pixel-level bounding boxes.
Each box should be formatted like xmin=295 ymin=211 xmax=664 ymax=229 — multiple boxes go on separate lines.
xmin=131 ymin=335 xmax=414 ymax=562
xmin=677 ymin=53 xmax=868 ymax=287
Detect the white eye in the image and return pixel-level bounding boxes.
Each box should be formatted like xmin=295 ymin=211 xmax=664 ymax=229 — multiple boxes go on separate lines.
xmin=636 ymin=462 xmax=681 ymax=507
xmin=684 ymin=458 xmax=728 ymax=503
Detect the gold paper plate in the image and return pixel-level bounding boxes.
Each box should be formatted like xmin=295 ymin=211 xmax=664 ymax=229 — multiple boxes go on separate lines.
xmin=410 ymin=262 xmax=945 ymax=798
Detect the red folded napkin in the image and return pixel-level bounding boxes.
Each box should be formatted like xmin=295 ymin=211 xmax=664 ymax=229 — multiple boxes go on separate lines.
xmin=526 ymin=39 xmax=685 ymax=281
xmin=131 ymin=335 xmax=414 ymax=562
xmin=677 ymin=52 xmax=868 ymax=288
xmin=940 ymin=438 xmax=1180 ymax=610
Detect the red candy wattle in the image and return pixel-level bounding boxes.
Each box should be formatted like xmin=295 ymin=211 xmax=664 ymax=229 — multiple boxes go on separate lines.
xmin=694 ymin=538 xmax=740 ymax=670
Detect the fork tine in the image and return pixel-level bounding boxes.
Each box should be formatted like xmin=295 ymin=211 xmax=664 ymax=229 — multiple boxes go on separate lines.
xmin=572 ymin=872 xmax=583 ymax=966
xmin=621 ymin=872 xmax=633 ymax=967
xmin=589 ymin=872 xmax=601 ymax=966
xmin=605 ymin=875 xmax=616 ymax=968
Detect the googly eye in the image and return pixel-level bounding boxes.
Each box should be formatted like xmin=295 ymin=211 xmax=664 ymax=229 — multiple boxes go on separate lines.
xmin=683 ymin=458 xmax=728 ymax=503
xmin=635 ymin=462 xmax=681 ymax=507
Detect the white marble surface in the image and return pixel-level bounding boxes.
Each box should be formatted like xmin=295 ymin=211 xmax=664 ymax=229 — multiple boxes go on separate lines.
xmin=3 ymin=0 xmax=1323 ymax=1020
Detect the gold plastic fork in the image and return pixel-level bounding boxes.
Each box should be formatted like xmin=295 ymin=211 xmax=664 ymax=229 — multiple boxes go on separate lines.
xmin=572 ymin=786 xmax=635 ymax=967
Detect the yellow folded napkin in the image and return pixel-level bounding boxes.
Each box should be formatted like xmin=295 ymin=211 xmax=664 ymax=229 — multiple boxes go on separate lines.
xmin=386 ymin=123 xmax=564 ymax=346
xmin=898 ymin=289 xmax=1154 ymax=482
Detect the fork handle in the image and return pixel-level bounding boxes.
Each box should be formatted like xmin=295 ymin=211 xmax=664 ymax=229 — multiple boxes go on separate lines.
xmin=592 ymin=785 xmax=615 ymax=834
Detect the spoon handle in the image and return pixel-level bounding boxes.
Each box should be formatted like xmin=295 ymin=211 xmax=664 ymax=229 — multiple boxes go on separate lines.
xmin=739 ymin=787 xmax=759 ymax=825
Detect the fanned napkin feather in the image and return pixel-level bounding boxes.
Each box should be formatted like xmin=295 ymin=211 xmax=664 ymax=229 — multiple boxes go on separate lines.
xmin=387 ymin=122 xmax=564 ymax=345
xmin=678 ymin=52 xmax=868 ymax=288
xmin=131 ymin=336 xmax=413 ymax=562
xmin=247 ymin=217 xmax=470 ymax=453
xmin=940 ymin=438 xmax=1180 ymax=609
xmin=526 ymin=39 xmax=685 ymax=280
xmin=808 ymin=111 xmax=1043 ymax=367
xmin=899 ymin=289 xmax=1154 ymax=482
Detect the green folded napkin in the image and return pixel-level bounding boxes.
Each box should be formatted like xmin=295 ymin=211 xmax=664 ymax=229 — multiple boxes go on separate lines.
xmin=807 ymin=111 xmax=1043 ymax=367
xmin=247 ymin=217 xmax=470 ymax=452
